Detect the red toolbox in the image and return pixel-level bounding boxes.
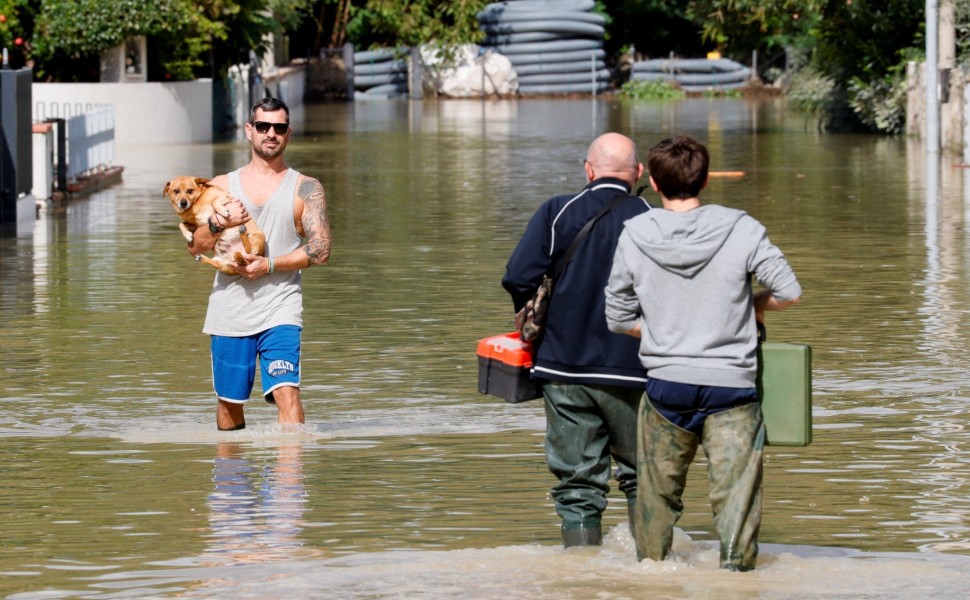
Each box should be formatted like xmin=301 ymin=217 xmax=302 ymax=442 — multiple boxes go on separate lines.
xmin=476 ymin=332 xmax=542 ymax=403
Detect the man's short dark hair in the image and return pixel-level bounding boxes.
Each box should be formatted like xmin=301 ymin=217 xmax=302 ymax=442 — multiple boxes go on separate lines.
xmin=250 ymin=97 xmax=290 ymax=123
xmin=647 ymin=136 xmax=709 ymax=199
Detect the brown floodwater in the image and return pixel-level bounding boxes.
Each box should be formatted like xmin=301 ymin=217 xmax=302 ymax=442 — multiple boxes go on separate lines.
xmin=3 ymin=97 xmax=970 ymax=598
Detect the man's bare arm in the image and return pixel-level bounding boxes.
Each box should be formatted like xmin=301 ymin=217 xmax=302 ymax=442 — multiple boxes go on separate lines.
xmin=187 ymin=194 xmax=247 ymax=257
xmin=298 ymin=177 xmax=332 ymax=266
xmin=236 ymin=177 xmax=331 ymax=278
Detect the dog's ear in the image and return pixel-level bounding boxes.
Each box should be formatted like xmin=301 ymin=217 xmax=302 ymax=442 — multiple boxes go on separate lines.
xmin=195 ymin=177 xmax=211 ymax=188
xmin=162 ymin=181 xmax=172 ymax=197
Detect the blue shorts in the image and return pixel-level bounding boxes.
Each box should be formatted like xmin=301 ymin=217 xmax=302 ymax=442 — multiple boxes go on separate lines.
xmin=211 ymin=325 xmax=301 ymax=403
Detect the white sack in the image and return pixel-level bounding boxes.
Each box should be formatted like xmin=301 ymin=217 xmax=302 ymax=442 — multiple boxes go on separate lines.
xmin=421 ymin=45 xmax=518 ymax=97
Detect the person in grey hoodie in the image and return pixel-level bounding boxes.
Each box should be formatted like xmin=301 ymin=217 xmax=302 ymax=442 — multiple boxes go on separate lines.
xmin=604 ymin=135 xmax=801 ymax=571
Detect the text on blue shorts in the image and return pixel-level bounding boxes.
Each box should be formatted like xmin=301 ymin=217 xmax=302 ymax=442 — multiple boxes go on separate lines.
xmin=211 ymin=325 xmax=302 ymax=402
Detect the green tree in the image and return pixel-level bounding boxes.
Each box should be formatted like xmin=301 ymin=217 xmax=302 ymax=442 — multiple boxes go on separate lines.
xmin=956 ymin=1 xmax=970 ymax=61
xmin=0 ymin=0 xmax=29 ymax=66
xmin=602 ymin=0 xmax=707 ymax=58
xmin=603 ymin=0 xmax=822 ymax=62
xmin=28 ymin=0 xmax=195 ymax=81
xmin=812 ymin=0 xmax=923 ymax=132
xmin=680 ymin=0 xmax=923 ymax=133
xmin=686 ymin=0 xmax=822 ymax=56
xmin=191 ymin=0 xmax=313 ymax=78
xmin=286 ymin=0 xmax=487 ymax=60
xmin=285 ymin=0 xmax=355 ymax=58
xmin=349 ymin=0 xmax=485 ymax=50
xmin=815 ymin=0 xmax=922 ymax=83
xmin=10 ymin=0 xmax=311 ymax=82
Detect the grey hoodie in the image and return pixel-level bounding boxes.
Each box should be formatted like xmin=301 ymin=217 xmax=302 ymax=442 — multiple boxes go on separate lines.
xmin=605 ymin=204 xmax=801 ymax=388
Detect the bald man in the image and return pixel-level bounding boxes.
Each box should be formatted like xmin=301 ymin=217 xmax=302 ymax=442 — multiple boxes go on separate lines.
xmin=502 ymin=133 xmax=651 ymax=548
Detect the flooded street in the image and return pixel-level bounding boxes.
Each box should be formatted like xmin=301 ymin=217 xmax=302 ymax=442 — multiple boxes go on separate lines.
xmin=4 ymin=97 xmax=970 ymax=597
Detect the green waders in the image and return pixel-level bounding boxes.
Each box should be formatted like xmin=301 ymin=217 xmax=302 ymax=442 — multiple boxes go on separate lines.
xmin=542 ymin=382 xmax=641 ymax=547
xmin=634 ymin=396 xmax=765 ymax=570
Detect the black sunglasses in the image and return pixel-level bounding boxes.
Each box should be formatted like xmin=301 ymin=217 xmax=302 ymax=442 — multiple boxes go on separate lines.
xmin=250 ymin=121 xmax=289 ymax=135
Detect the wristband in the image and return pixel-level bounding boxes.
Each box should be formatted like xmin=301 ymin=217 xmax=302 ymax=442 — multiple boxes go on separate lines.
xmin=267 ymin=256 xmax=275 ymax=274
xmin=208 ymin=215 xmax=224 ymax=234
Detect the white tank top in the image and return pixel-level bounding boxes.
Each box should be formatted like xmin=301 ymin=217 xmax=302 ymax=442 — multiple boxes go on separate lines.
xmin=203 ymin=168 xmax=303 ymax=336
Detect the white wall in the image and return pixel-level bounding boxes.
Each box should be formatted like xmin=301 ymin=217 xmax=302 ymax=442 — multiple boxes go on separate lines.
xmin=31 ymin=79 xmax=213 ymax=145
xmin=30 ymin=65 xmax=307 ymax=146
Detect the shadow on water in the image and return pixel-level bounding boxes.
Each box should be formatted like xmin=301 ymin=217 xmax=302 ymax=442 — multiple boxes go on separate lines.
xmin=4 ymin=98 xmax=970 ymax=597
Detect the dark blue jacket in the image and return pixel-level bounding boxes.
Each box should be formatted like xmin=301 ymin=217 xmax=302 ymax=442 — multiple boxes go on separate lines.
xmin=502 ymin=177 xmax=650 ymax=388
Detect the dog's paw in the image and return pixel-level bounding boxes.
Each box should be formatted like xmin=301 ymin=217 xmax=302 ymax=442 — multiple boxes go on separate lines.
xmin=194 ymin=254 xmax=203 ymax=262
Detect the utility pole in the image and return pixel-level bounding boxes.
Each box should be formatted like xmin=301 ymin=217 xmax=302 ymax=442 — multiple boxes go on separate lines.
xmin=926 ymin=0 xmax=940 ymax=154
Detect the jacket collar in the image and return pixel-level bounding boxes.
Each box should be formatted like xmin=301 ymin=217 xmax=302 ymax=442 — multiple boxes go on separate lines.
xmin=586 ymin=177 xmax=632 ymax=194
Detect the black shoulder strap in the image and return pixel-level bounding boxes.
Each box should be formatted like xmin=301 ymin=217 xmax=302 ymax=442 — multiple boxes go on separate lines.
xmin=550 ymin=193 xmax=631 ymax=280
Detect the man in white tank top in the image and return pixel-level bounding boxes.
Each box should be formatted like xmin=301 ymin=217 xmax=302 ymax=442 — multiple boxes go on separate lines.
xmin=188 ymin=97 xmax=332 ymax=431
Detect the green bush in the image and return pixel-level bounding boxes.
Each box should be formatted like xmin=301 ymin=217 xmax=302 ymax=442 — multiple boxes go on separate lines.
xmin=785 ymin=66 xmax=835 ymax=114
xmin=699 ymin=87 xmax=742 ymax=98
xmin=847 ymin=73 xmax=907 ymax=134
xmin=618 ymin=79 xmax=686 ymax=100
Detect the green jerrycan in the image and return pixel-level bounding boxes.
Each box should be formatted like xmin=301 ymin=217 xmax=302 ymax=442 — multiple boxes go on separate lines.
xmin=756 ymin=324 xmax=812 ymax=446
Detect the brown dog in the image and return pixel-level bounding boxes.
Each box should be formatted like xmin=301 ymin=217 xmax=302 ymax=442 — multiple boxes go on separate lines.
xmin=162 ymin=176 xmax=266 ymax=275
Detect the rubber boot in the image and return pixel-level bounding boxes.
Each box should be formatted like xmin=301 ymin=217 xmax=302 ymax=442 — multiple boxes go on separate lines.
xmin=562 ymin=521 xmax=603 ymax=548
xmin=626 ymin=494 xmax=637 ymax=539
xmin=701 ymin=401 xmax=765 ymax=571
xmin=634 ymin=397 xmax=698 ymax=562
xmin=542 ymin=383 xmax=611 ymax=526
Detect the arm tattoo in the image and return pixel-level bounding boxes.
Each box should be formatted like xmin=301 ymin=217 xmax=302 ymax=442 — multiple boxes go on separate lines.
xmin=298 ymin=177 xmax=332 ymax=266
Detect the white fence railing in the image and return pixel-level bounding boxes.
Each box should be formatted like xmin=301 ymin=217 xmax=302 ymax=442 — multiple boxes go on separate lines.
xmin=66 ymin=106 xmax=115 ymax=179
xmin=33 ymin=102 xmax=116 ymax=180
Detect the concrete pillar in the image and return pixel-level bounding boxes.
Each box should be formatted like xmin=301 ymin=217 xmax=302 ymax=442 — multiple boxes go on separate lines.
xmin=100 ymin=37 xmax=147 ymax=83
xmin=940 ymin=1 xmax=956 ymax=69
xmin=410 ymin=47 xmax=423 ymax=100
xmin=31 ymin=122 xmax=53 ymax=202
xmin=343 ymin=43 xmax=355 ymax=100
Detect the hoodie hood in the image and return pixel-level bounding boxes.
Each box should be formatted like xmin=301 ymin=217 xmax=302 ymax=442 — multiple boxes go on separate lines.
xmin=625 ymin=204 xmax=745 ymax=278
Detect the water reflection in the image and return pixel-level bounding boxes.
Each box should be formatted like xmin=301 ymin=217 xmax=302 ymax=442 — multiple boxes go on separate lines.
xmin=909 ymin=136 xmax=966 ymax=360
xmin=909 ymin=134 xmax=970 ymax=551
xmin=204 ymin=443 xmax=312 ymax=564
